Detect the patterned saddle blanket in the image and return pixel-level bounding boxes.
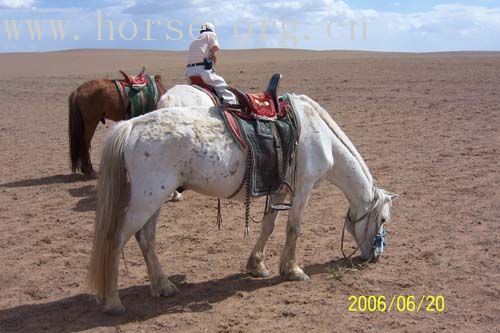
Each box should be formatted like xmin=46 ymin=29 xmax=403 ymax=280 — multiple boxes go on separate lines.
xmin=114 ymin=70 xmax=160 ymax=118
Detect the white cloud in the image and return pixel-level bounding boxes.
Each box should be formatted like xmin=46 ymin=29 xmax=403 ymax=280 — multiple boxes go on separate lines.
xmin=262 ymin=1 xmax=304 ymax=10
xmin=90 ymin=2 xmax=500 ymax=51
xmin=0 ymin=0 xmax=36 ymax=9
xmin=365 ymin=4 xmax=500 ymax=51
xmin=381 ymin=4 xmax=500 ymax=33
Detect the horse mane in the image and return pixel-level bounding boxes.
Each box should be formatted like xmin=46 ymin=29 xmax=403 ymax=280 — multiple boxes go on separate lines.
xmin=296 ymin=94 xmax=373 ymax=185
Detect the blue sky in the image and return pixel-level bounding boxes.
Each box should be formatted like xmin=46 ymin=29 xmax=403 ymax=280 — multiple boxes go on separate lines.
xmin=1 ymin=0 xmax=500 ymax=52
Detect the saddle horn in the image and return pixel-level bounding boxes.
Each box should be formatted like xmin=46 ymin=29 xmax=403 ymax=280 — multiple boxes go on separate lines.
xmin=266 ymin=73 xmax=282 ymax=114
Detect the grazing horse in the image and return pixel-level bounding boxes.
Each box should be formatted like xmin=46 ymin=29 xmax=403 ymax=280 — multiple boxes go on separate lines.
xmin=68 ymin=74 xmax=167 ymax=176
xmin=87 ymin=94 xmax=397 ymax=314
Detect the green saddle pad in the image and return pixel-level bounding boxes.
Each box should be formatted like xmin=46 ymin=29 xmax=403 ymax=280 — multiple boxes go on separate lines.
xmin=115 ymin=76 xmax=159 ymax=118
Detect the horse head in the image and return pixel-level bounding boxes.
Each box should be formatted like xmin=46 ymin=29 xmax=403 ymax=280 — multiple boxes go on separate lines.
xmin=345 ymin=188 xmax=398 ymax=261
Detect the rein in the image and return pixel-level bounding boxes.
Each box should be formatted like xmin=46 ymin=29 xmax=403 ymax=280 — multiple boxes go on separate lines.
xmin=340 ymin=208 xmax=370 ymax=264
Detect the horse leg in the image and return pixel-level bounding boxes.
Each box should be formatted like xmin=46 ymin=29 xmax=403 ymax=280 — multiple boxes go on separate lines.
xmin=135 ymin=210 xmax=178 ymax=297
xmin=279 ymin=183 xmax=314 ymax=281
xmin=246 ymin=192 xmax=287 ymax=277
xmin=81 ymin=118 xmax=99 ymax=176
xmin=103 ymin=183 xmax=177 ymax=314
xmin=103 ymin=203 xmax=165 ymax=314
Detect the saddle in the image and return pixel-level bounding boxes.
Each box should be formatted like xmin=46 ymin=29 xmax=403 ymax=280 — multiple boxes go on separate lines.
xmin=189 ymin=76 xmax=221 ymax=106
xmin=217 ymin=74 xmax=300 ymax=199
xmin=227 ymin=73 xmax=282 ymax=121
xmin=114 ymin=67 xmax=160 ymax=119
xmin=189 ymin=73 xmax=284 ymax=120
xmin=189 ymin=75 xmax=214 ymax=92
xmin=119 ymin=67 xmax=148 ymax=87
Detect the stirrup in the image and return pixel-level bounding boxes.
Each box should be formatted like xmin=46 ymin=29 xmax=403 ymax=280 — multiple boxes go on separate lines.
xmin=270 ymin=203 xmax=292 ymax=211
xmin=266 ymin=181 xmax=294 ymax=212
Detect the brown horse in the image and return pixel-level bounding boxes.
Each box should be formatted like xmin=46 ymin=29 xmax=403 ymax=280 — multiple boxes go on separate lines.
xmin=68 ymin=73 xmax=166 ymax=176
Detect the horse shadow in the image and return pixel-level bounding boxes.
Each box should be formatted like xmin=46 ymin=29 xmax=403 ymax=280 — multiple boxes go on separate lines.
xmin=0 ymin=258 xmax=367 ymax=333
xmin=68 ymin=185 xmax=96 ymax=212
xmin=0 ymin=174 xmax=91 ymax=188
xmin=0 ymin=174 xmax=97 ymax=212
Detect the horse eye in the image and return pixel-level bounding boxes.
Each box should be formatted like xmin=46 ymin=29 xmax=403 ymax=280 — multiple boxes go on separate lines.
xmin=381 ymin=218 xmax=387 ymax=223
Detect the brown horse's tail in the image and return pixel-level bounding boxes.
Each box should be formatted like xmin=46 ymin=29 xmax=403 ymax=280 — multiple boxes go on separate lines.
xmin=68 ymin=90 xmax=85 ymax=173
xmin=87 ymin=121 xmax=132 ymax=300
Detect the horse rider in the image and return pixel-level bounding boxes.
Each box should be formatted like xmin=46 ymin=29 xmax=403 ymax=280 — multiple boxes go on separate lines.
xmin=185 ymin=22 xmax=237 ymax=105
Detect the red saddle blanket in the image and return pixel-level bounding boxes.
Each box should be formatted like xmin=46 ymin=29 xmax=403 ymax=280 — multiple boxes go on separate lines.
xmin=245 ymin=91 xmax=277 ymax=120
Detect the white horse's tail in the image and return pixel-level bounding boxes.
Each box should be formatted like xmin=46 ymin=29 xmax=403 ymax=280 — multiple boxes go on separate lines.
xmin=298 ymin=95 xmax=373 ymax=185
xmin=87 ymin=121 xmax=133 ymax=300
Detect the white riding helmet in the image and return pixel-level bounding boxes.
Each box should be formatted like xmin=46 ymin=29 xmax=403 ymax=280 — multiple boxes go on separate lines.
xmin=201 ymin=22 xmax=215 ymax=33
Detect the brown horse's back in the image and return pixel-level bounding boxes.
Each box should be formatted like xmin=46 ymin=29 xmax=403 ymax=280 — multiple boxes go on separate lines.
xmin=76 ymin=79 xmax=124 ymax=122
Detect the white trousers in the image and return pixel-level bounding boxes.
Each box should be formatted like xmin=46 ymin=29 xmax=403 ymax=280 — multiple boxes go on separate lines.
xmin=185 ymin=66 xmax=237 ymax=104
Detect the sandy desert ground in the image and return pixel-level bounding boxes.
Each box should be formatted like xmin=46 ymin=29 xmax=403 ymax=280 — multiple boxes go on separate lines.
xmin=0 ymin=49 xmax=499 ymax=332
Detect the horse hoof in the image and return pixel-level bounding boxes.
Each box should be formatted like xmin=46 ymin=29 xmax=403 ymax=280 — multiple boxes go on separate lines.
xmin=152 ymin=278 xmax=179 ymax=298
xmin=282 ymin=266 xmax=310 ymax=281
xmin=103 ymin=304 xmax=126 ymax=315
xmin=170 ymin=191 xmax=183 ymax=202
xmin=159 ymin=284 xmax=179 ymax=297
xmin=287 ymin=272 xmax=310 ymax=281
xmin=246 ymin=257 xmax=271 ymax=278
xmin=83 ymin=170 xmax=97 ymax=179
xmin=248 ymin=266 xmax=270 ymax=278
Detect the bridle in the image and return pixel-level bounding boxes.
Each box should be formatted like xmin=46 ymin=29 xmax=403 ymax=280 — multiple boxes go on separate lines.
xmin=340 ymin=188 xmax=386 ymax=265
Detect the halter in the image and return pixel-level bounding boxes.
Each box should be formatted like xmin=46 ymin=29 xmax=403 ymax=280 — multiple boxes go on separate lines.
xmin=340 ymin=188 xmax=386 ymax=265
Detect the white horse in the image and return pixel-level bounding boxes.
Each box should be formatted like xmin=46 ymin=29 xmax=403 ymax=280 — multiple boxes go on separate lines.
xmin=157 ymin=85 xmax=216 ymax=201
xmin=87 ymin=94 xmax=397 ymax=314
